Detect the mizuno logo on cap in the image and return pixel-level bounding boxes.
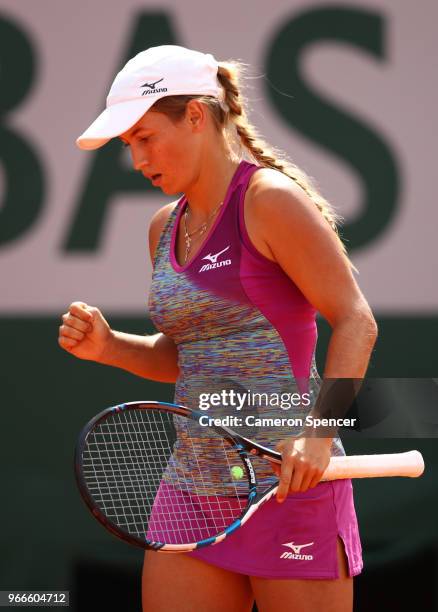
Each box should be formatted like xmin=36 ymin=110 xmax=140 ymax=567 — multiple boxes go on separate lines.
xmin=141 ymin=78 xmax=168 ymax=96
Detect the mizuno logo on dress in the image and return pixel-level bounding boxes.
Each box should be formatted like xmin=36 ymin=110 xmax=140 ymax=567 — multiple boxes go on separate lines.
xmin=141 ymin=78 xmax=168 ymax=95
xmin=279 ymin=541 xmax=314 ymax=561
xmin=199 ymin=246 xmax=231 ymax=272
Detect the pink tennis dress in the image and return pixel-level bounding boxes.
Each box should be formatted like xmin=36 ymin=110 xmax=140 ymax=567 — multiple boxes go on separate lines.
xmin=147 ymin=160 xmax=363 ymax=578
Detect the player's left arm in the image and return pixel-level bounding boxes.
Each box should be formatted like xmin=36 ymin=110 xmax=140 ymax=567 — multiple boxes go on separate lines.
xmin=246 ymin=170 xmax=378 ymax=498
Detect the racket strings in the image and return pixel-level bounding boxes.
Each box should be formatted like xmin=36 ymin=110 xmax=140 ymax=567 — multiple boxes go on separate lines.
xmin=169 ymin=416 xmax=246 ymax=541
xmin=81 ymin=408 xmax=249 ymax=546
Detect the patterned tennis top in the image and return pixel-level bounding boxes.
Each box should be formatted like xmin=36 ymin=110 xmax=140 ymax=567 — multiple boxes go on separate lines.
xmin=148 ymin=161 xmax=344 ymax=495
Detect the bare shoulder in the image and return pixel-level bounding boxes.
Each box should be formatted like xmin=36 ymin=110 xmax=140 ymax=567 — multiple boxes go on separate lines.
xmin=243 ymin=167 xmax=331 ymax=261
xmin=246 ymin=167 xmax=318 ymax=221
xmin=148 ymin=200 xmax=179 ymax=264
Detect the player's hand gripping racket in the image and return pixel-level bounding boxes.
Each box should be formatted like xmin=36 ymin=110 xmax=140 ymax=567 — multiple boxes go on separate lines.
xmin=75 ymin=401 xmax=424 ymax=552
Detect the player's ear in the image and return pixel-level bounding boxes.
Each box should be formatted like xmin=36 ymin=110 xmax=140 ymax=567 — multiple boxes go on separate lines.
xmin=185 ymin=100 xmax=206 ymax=132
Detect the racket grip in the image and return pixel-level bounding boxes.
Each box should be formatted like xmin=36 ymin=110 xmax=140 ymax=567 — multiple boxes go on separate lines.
xmin=321 ymin=450 xmax=425 ymax=480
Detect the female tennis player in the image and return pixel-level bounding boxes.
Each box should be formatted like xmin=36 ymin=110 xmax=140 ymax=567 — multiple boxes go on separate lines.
xmin=59 ymin=46 xmax=377 ymax=611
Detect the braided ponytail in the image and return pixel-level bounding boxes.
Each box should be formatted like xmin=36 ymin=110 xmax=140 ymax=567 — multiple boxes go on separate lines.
xmin=217 ymin=62 xmax=351 ymax=259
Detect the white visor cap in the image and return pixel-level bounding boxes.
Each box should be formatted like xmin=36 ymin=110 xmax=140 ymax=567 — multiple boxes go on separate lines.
xmin=76 ymin=45 xmax=221 ymax=150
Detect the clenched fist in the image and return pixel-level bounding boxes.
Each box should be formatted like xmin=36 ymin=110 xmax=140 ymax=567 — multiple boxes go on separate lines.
xmin=58 ymin=301 xmax=113 ymax=363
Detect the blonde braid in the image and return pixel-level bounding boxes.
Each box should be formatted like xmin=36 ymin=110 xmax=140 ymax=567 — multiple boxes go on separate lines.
xmin=217 ymin=62 xmax=351 ymax=259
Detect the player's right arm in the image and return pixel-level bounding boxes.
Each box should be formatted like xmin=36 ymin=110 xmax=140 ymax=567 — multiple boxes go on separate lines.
xmin=58 ymin=202 xmax=179 ymax=383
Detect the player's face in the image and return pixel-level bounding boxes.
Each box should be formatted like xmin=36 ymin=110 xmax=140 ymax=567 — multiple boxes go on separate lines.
xmin=119 ymin=107 xmax=203 ymax=195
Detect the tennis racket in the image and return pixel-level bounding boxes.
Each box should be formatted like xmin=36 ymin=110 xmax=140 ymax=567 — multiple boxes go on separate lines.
xmin=75 ymin=400 xmax=424 ymax=552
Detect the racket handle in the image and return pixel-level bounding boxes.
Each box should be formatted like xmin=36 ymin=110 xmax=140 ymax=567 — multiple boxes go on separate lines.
xmin=321 ymin=450 xmax=424 ymax=480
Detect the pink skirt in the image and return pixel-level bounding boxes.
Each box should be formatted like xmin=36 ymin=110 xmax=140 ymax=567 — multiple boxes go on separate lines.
xmin=148 ymin=479 xmax=363 ymax=579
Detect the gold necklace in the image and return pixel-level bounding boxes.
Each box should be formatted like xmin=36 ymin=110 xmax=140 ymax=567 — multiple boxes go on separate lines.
xmin=183 ymin=201 xmax=223 ymax=263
